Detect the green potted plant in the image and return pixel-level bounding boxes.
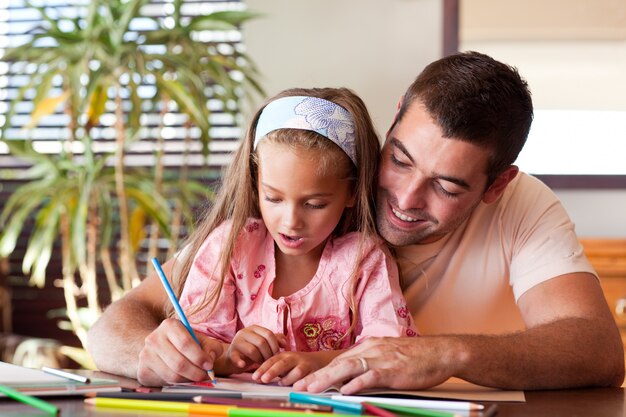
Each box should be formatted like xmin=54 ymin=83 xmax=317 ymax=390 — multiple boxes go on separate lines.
xmin=0 ymin=0 xmax=262 ymax=367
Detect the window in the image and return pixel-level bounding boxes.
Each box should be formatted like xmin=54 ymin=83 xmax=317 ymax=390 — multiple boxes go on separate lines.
xmin=449 ymin=0 xmax=626 ymax=188
xmin=0 ymin=0 xmax=248 ymax=175
xmin=0 ymin=0 xmax=252 ymax=346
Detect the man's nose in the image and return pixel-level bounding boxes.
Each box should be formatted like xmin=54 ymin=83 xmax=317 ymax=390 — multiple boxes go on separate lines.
xmin=395 ymin=176 xmax=427 ymax=210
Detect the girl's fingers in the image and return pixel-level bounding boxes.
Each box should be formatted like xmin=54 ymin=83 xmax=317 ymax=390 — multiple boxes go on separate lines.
xmin=276 ymin=333 xmax=289 ymax=350
xmin=229 ymin=349 xmax=249 ymax=368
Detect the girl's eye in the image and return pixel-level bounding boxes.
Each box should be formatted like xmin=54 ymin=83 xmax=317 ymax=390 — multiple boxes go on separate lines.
xmin=306 ymin=202 xmax=327 ymax=209
xmin=264 ymin=196 xmax=280 ymax=203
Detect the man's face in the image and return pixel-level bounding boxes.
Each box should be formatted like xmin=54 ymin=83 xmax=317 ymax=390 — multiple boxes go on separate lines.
xmin=376 ymin=102 xmax=492 ymax=246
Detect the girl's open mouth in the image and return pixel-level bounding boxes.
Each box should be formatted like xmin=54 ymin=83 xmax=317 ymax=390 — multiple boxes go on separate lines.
xmin=279 ymin=233 xmax=304 ymax=249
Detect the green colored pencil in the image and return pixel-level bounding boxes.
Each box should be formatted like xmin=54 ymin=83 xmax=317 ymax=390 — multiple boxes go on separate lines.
xmin=0 ymin=384 xmax=59 ymax=416
xmin=370 ymin=402 xmax=463 ymax=417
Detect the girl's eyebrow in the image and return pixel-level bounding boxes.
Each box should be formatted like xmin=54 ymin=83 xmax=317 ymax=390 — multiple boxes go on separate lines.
xmin=388 ymin=138 xmax=471 ymax=190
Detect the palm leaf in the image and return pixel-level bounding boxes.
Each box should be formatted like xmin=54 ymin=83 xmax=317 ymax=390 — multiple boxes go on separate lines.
xmin=129 ymin=207 xmax=147 ymax=252
xmin=188 ymin=11 xmax=262 ymax=31
xmin=156 ymin=75 xmax=210 ymax=134
xmin=0 ymin=175 xmax=56 ymax=224
xmin=86 ymin=81 xmax=109 ymax=128
xmin=125 ymin=187 xmax=171 ymax=238
xmin=22 ymin=202 xmax=62 ymax=287
xmin=0 ymin=192 xmax=49 ymax=257
xmin=70 ymin=167 xmax=95 ymax=268
xmin=26 ymin=90 xmax=70 ymax=130
xmin=97 ymin=188 xmax=114 ymax=251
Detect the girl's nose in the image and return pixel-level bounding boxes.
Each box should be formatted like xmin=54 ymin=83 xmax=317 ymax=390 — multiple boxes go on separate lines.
xmin=282 ymin=204 xmax=304 ymax=230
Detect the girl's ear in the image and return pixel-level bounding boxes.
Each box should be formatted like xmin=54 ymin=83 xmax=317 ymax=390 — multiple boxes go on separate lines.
xmin=345 ymin=190 xmax=357 ymax=208
xmin=482 ymin=166 xmax=519 ymax=204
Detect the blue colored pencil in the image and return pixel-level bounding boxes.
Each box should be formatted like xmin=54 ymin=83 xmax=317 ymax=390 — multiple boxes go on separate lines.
xmin=288 ymin=392 xmax=362 ymax=414
xmin=151 ymin=257 xmax=216 ymax=383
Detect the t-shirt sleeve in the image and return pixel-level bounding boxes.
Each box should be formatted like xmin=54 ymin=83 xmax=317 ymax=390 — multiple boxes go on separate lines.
xmin=353 ymin=244 xmax=419 ymax=343
xmin=506 ymin=176 xmax=597 ymax=300
xmin=179 ymin=221 xmax=238 ymax=343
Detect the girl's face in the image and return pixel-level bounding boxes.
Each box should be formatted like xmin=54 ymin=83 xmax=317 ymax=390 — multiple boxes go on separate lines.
xmin=257 ymin=141 xmax=354 ymax=261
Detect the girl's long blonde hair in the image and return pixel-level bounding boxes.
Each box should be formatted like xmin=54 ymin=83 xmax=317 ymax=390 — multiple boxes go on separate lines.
xmin=170 ymin=87 xmax=381 ymax=344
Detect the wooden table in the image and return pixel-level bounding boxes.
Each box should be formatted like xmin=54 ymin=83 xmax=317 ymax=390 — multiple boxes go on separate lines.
xmin=0 ymin=375 xmax=623 ymax=417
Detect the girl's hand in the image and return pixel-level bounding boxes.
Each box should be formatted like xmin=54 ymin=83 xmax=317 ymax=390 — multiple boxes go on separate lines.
xmin=252 ymin=350 xmax=343 ymax=386
xmin=224 ymin=325 xmax=287 ymax=372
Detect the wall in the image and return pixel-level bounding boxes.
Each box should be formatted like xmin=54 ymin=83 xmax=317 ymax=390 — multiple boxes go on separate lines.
xmin=461 ymin=0 xmax=626 ymax=238
xmin=556 ymin=190 xmax=626 ymax=237
xmin=243 ymin=0 xmax=443 ymax=136
xmin=242 ymin=1 xmax=625 ymax=237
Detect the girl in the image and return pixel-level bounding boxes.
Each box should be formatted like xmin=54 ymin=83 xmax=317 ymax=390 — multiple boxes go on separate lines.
xmin=174 ymin=87 xmax=416 ymax=386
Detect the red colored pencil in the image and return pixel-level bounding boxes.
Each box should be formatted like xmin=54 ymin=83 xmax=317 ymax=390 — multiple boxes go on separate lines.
xmin=363 ymin=402 xmax=398 ymax=417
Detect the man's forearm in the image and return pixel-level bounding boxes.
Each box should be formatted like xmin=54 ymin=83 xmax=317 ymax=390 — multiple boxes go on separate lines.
xmin=453 ymin=317 xmax=625 ymax=389
xmin=87 ymin=298 xmax=163 ymax=378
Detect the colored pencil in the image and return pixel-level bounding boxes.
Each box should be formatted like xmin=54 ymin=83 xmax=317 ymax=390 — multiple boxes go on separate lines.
xmin=84 ymin=397 xmax=339 ymax=416
xmin=363 ymin=402 xmax=398 ymax=417
xmin=0 ymin=384 xmax=59 ymax=416
xmin=194 ymin=395 xmax=332 ymax=412
xmin=42 ymin=366 xmax=90 ymax=384
xmin=92 ymin=391 xmax=200 ymax=401
xmin=229 ymin=409 xmax=338 ymax=417
xmin=151 ymin=257 xmax=216 ymax=383
xmin=331 ymin=395 xmax=484 ymax=411
xmin=289 ymin=392 xmax=363 ymax=414
xmin=86 ymin=397 xmax=230 ymax=415
xmin=369 ymin=402 xmax=463 ymax=417
xmin=483 ymin=404 xmax=499 ymax=417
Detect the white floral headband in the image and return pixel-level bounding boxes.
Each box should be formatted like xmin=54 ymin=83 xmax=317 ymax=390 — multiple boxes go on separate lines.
xmin=253 ymin=96 xmax=357 ymax=166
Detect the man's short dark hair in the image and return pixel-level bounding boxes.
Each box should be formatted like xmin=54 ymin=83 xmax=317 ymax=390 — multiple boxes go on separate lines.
xmin=393 ymin=51 xmax=534 ymax=186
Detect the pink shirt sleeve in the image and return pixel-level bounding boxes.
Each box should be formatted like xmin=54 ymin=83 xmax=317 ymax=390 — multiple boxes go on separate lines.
xmin=179 ymin=221 xmax=238 ymax=343
xmin=353 ymin=243 xmax=418 ymax=343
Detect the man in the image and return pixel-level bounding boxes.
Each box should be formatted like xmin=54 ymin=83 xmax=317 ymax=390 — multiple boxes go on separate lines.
xmin=87 ymin=52 xmax=624 ymax=390
xmin=293 ymin=51 xmax=625 ymax=393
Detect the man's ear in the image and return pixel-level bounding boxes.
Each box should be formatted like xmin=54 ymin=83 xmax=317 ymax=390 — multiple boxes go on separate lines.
xmin=482 ymin=165 xmax=519 ymax=204
xmin=385 ymin=95 xmax=404 ymax=138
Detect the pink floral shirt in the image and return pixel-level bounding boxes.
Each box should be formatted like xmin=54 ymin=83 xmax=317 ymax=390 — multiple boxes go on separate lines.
xmin=180 ymin=219 xmax=417 ymax=352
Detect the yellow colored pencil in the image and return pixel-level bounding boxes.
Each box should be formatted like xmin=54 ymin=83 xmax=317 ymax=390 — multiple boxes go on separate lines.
xmin=85 ymin=397 xmax=231 ymax=415
xmin=84 ymin=397 xmax=342 ymax=416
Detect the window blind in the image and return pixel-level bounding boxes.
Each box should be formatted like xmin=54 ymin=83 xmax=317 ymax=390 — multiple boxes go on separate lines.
xmin=0 ymin=0 xmax=250 ymax=347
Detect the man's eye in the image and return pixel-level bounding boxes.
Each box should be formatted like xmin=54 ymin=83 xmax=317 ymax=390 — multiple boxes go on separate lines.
xmin=435 ymin=183 xmax=460 ymax=198
xmin=391 ymin=153 xmax=409 ymax=167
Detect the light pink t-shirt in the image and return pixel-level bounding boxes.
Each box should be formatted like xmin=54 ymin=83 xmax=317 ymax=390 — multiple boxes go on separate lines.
xmin=398 ymin=173 xmax=596 ymax=335
xmin=180 ymin=219 xmax=416 ymax=352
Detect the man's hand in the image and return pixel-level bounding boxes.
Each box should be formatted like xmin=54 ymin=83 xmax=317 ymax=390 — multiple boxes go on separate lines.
xmin=293 ymin=337 xmax=458 ymax=394
xmin=137 ymin=318 xmax=223 ymax=386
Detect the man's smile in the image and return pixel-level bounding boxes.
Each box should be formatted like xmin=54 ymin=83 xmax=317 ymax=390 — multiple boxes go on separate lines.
xmin=391 ymin=207 xmax=418 ymax=222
